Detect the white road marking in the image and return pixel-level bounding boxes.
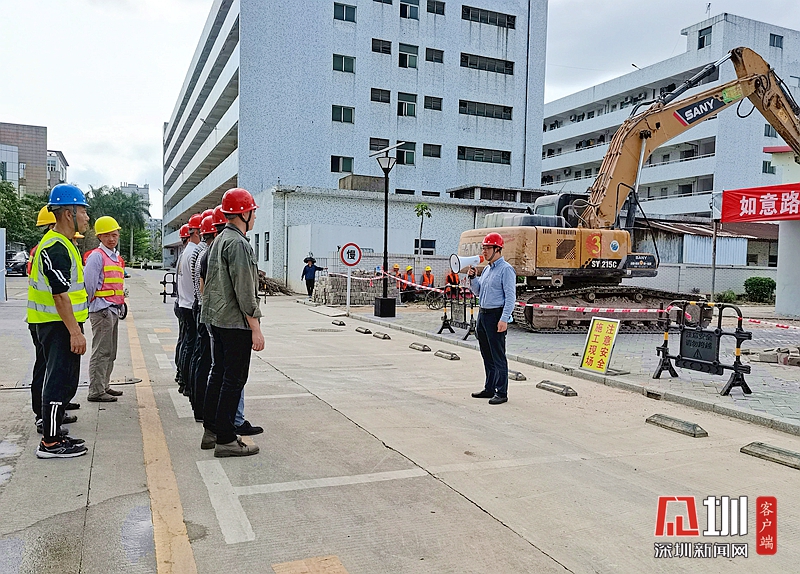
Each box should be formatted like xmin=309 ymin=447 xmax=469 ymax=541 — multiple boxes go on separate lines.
xmin=196 ymin=460 xmax=255 ymax=544
xmin=245 ymin=393 xmax=312 ymax=401
xmin=154 ymin=353 xmax=174 ymax=370
xmin=169 ymin=388 xmax=195 ymax=419
xmin=234 ymin=468 xmax=427 ymax=497
xmin=428 ymin=453 xmax=585 ymax=474
xmin=147 ymin=334 xmax=160 ymax=344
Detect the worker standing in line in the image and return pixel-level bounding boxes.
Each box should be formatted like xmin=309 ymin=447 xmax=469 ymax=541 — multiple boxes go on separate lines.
xmin=421 ymin=266 xmax=435 ymax=288
xmin=201 ymin=188 xmax=263 ymax=457
xmin=84 ymin=216 xmax=125 ymax=403
xmin=174 ymin=224 xmax=191 ymax=393
xmin=188 ymin=214 xmax=214 ymax=422
xmin=28 ymin=207 xmax=80 ymax=433
xmin=301 ymin=257 xmax=326 ymax=300
xmin=467 ymin=232 xmax=516 ymax=405
xmin=27 ymin=184 xmax=91 ymax=458
xmin=177 ymin=214 xmax=202 ymax=396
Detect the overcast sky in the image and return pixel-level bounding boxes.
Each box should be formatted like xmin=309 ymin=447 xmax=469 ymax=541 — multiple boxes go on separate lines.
xmin=2 ymin=0 xmax=799 ymax=218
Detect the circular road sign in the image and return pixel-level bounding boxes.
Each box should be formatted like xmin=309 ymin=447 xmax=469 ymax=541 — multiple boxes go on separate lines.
xmin=340 ymin=242 xmax=362 ymax=267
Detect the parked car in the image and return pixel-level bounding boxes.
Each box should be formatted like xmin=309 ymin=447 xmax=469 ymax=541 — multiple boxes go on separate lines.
xmin=5 ymin=250 xmax=28 ymax=276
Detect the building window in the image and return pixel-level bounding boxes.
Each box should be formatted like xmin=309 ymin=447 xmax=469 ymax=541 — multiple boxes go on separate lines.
xmin=423 ymin=143 xmax=441 ymax=158
xmin=334 ymin=3 xmax=356 ymax=22
xmin=396 ymin=188 xmax=416 ymax=195
xmin=0 ymin=161 xmax=6 ymax=181
xmin=400 ymin=0 xmax=419 ymax=19
xmin=18 ymin=162 xmax=26 ymax=179
xmin=332 ymin=105 xmax=355 ymax=123
xmin=372 ymin=38 xmax=391 ymax=54
xmin=461 ymin=6 xmax=515 ymax=29
xmin=423 ymin=96 xmax=442 ymax=110
xmin=254 ymin=233 xmax=260 ymax=261
xmin=399 ymin=43 xmax=418 ymax=68
xmin=698 ymin=26 xmax=712 ymax=49
xmin=421 ymin=190 xmax=440 ymax=197
xmin=374 ymin=0 xmax=392 ymax=3
xmin=397 ymin=141 xmax=416 ymax=165
xmin=427 ymin=0 xmax=445 ymax=14
xmin=765 ymin=124 xmax=778 ymax=138
xmin=331 ymin=155 xmax=354 ymax=172
xmin=425 ymin=48 xmax=444 ymax=63
xmin=770 ymin=33 xmax=783 ymax=49
xmin=371 ymin=88 xmax=391 ymax=103
xmin=333 ymin=54 xmax=355 ymax=73
xmin=482 ymin=189 xmax=517 ymax=202
xmin=370 ymin=137 xmax=390 ymax=151
xmin=460 ymin=53 xmax=514 ymax=75
xmin=458 ymin=99 xmax=512 ymax=120
xmin=264 ymin=232 xmax=270 ymax=261
xmin=397 ymin=92 xmax=417 ymax=117
xmin=414 ymin=238 xmax=436 ymax=255
xmin=763 ymin=160 xmax=776 ymax=174
xmin=457 ymin=146 xmax=511 ymax=165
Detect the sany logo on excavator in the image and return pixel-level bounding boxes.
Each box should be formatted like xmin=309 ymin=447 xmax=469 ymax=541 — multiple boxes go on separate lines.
xmin=673 ymin=97 xmax=726 ymax=126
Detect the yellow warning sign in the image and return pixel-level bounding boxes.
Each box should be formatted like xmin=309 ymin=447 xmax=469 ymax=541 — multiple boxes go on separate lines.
xmin=580 ymin=317 xmax=621 ymax=374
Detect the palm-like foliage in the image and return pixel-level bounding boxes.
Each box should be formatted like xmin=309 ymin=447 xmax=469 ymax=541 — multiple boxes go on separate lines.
xmin=86 ymin=185 xmax=151 ymax=260
xmin=414 ymin=203 xmax=432 ymax=267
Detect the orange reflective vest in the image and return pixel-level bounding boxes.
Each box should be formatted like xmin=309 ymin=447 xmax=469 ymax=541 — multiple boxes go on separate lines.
xmin=90 ymin=248 xmax=125 ymax=304
xmin=392 ymin=271 xmax=401 ymax=289
xmin=402 ymin=272 xmax=415 ymax=289
xmin=421 ymin=272 xmax=434 ymax=287
xmin=445 ymin=272 xmax=460 ymax=286
xmin=27 ymin=244 xmax=38 ymax=276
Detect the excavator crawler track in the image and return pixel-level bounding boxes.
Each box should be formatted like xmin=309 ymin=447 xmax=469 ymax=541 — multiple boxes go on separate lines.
xmin=512 ymin=286 xmax=697 ymax=334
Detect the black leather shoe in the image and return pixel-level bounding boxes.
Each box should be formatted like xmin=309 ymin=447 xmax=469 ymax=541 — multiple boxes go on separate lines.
xmin=62 ymin=414 xmax=78 ymax=424
xmin=65 ymin=402 xmax=81 ymax=410
xmin=488 ymin=395 xmax=508 ymax=405
xmin=235 ymin=420 xmax=264 ymax=436
xmin=471 ymin=390 xmax=494 ymax=399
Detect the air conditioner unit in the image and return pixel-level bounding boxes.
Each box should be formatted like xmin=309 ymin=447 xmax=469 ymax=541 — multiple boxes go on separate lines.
xmin=563 ymin=168 xmax=572 ymax=176
xmin=624 ymin=96 xmax=632 ymax=104
xmin=569 ymin=114 xmax=577 ymax=122
xmin=638 ymin=92 xmax=647 ymax=100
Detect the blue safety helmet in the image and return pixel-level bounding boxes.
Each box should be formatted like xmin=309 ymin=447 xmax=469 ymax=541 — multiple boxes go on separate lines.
xmin=48 ymin=184 xmax=88 ymax=208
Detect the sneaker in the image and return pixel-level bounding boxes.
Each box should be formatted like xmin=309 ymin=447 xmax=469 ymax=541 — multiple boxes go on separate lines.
xmin=201 ymin=429 xmax=217 ymax=450
xmin=105 ymin=388 xmax=123 ymax=397
xmin=62 ymin=414 xmax=78 ymax=424
xmin=488 ymin=395 xmax=508 ymax=405
xmin=36 ymin=439 xmax=88 ymax=459
xmin=87 ymin=393 xmax=118 ymax=402
xmin=65 ymin=402 xmax=81 ymax=411
xmin=214 ymin=438 xmax=259 ymax=458
xmin=63 ymin=436 xmax=86 ymax=446
xmin=234 ymin=420 xmax=264 ymax=436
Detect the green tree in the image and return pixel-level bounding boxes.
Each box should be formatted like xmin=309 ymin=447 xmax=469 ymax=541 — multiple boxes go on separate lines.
xmin=86 ymin=185 xmax=151 ymax=261
xmin=414 ymin=202 xmax=432 ymax=269
xmin=0 ymin=182 xmax=48 ymax=249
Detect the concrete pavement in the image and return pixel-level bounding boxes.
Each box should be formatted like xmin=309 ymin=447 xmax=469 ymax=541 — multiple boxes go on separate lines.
xmin=1 ymin=271 xmax=799 ymax=573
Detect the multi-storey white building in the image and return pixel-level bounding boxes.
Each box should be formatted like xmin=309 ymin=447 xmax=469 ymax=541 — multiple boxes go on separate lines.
xmin=540 ymin=14 xmax=800 ymax=218
xmin=120 ymin=182 xmax=150 ymax=205
xmin=46 ymin=150 xmax=68 ymax=190
xmin=162 ymin=0 xmax=548 ymax=249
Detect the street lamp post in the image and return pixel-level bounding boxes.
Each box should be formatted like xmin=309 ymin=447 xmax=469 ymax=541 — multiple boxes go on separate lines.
xmin=375 ymin=153 xmax=397 ymax=317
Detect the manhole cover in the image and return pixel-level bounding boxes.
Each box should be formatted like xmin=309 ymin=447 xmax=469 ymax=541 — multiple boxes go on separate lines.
xmin=308 ymin=328 xmax=344 ymax=333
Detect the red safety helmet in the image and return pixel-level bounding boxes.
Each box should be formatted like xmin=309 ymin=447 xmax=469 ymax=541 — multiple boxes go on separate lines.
xmin=179 ymin=224 xmax=191 ymax=238
xmin=202 ymin=208 xmax=214 ymax=220
xmin=482 ymin=232 xmax=504 ymax=248
xmin=220 ymin=187 xmax=258 ymax=214
xmin=188 ymin=213 xmax=203 ymax=229
xmin=200 ymin=215 xmax=216 ymax=236
xmin=212 ymin=205 xmax=226 ymax=227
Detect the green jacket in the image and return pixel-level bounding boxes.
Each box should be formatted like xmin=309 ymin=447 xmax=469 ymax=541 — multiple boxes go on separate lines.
xmin=200 ymin=224 xmax=262 ymax=329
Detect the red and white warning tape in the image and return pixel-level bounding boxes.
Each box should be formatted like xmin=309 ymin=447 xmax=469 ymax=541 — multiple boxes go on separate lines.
xmin=744 ymin=318 xmax=800 ymax=331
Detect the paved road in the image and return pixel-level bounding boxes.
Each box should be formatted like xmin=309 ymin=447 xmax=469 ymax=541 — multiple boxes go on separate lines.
xmin=1 ymin=271 xmax=799 ymax=573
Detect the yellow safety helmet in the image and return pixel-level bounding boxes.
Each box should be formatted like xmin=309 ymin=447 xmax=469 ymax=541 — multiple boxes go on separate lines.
xmin=425 ymin=266 xmax=432 ymax=271
xmin=406 ymin=265 xmax=413 ymax=271
xmin=95 ymin=215 xmax=121 ymax=236
xmin=36 ymin=206 xmax=56 ymax=227
xmin=393 ymin=264 xmax=400 ymax=269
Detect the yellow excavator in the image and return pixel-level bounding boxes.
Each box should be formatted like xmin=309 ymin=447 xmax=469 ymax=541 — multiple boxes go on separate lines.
xmin=457 ymin=47 xmax=800 ymax=332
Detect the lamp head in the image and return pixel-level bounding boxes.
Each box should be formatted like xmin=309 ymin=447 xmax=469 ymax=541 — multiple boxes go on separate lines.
xmin=376 ymin=155 xmax=396 ymax=173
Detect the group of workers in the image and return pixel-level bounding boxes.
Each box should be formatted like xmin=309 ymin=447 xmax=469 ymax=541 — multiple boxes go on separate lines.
xmin=26 ymin=184 xmax=128 ymax=458
xmin=390 ymin=264 xmax=456 ymax=302
xmin=173 ymin=187 xmax=264 ymax=457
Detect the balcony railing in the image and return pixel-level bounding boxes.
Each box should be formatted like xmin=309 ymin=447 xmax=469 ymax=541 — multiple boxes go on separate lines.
xmin=642 ymin=152 xmax=715 ymax=169
xmin=542 ymin=140 xmax=610 ymax=159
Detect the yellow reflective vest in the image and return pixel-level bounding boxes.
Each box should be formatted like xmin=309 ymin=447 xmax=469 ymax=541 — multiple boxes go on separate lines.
xmin=27 ymin=230 xmax=89 ymax=324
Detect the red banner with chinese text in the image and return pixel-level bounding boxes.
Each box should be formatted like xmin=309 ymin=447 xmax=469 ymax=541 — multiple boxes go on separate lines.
xmin=722 ymin=183 xmax=800 ymax=222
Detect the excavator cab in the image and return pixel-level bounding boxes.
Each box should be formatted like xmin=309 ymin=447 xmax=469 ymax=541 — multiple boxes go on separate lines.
xmin=529 ymin=192 xmax=589 ymax=228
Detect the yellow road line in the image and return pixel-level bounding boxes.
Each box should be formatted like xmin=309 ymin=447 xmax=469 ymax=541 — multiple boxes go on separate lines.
xmin=127 ymin=312 xmax=198 ymax=574
xmin=154 ymin=328 xmax=172 ymax=333
xmin=272 ymin=556 xmax=349 ymax=574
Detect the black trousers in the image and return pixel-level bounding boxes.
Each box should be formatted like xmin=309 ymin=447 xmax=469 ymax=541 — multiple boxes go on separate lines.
xmin=476 ymin=307 xmax=509 ymax=398
xmin=204 ymin=326 xmax=252 ymax=445
xmin=177 ymin=306 xmax=197 ymax=393
xmin=37 ymin=322 xmax=82 ymax=441
xmin=190 ymin=310 xmax=211 ymax=420
xmin=306 ymin=279 xmax=315 ymax=297
xmin=29 ymin=323 xmax=46 ymax=420
xmin=174 ymin=300 xmax=184 ymax=385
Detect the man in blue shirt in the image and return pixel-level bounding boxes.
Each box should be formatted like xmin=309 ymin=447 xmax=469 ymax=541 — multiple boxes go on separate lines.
xmin=467 ymin=232 xmax=516 ymax=405
xmin=301 ymin=257 xmax=326 ymax=299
